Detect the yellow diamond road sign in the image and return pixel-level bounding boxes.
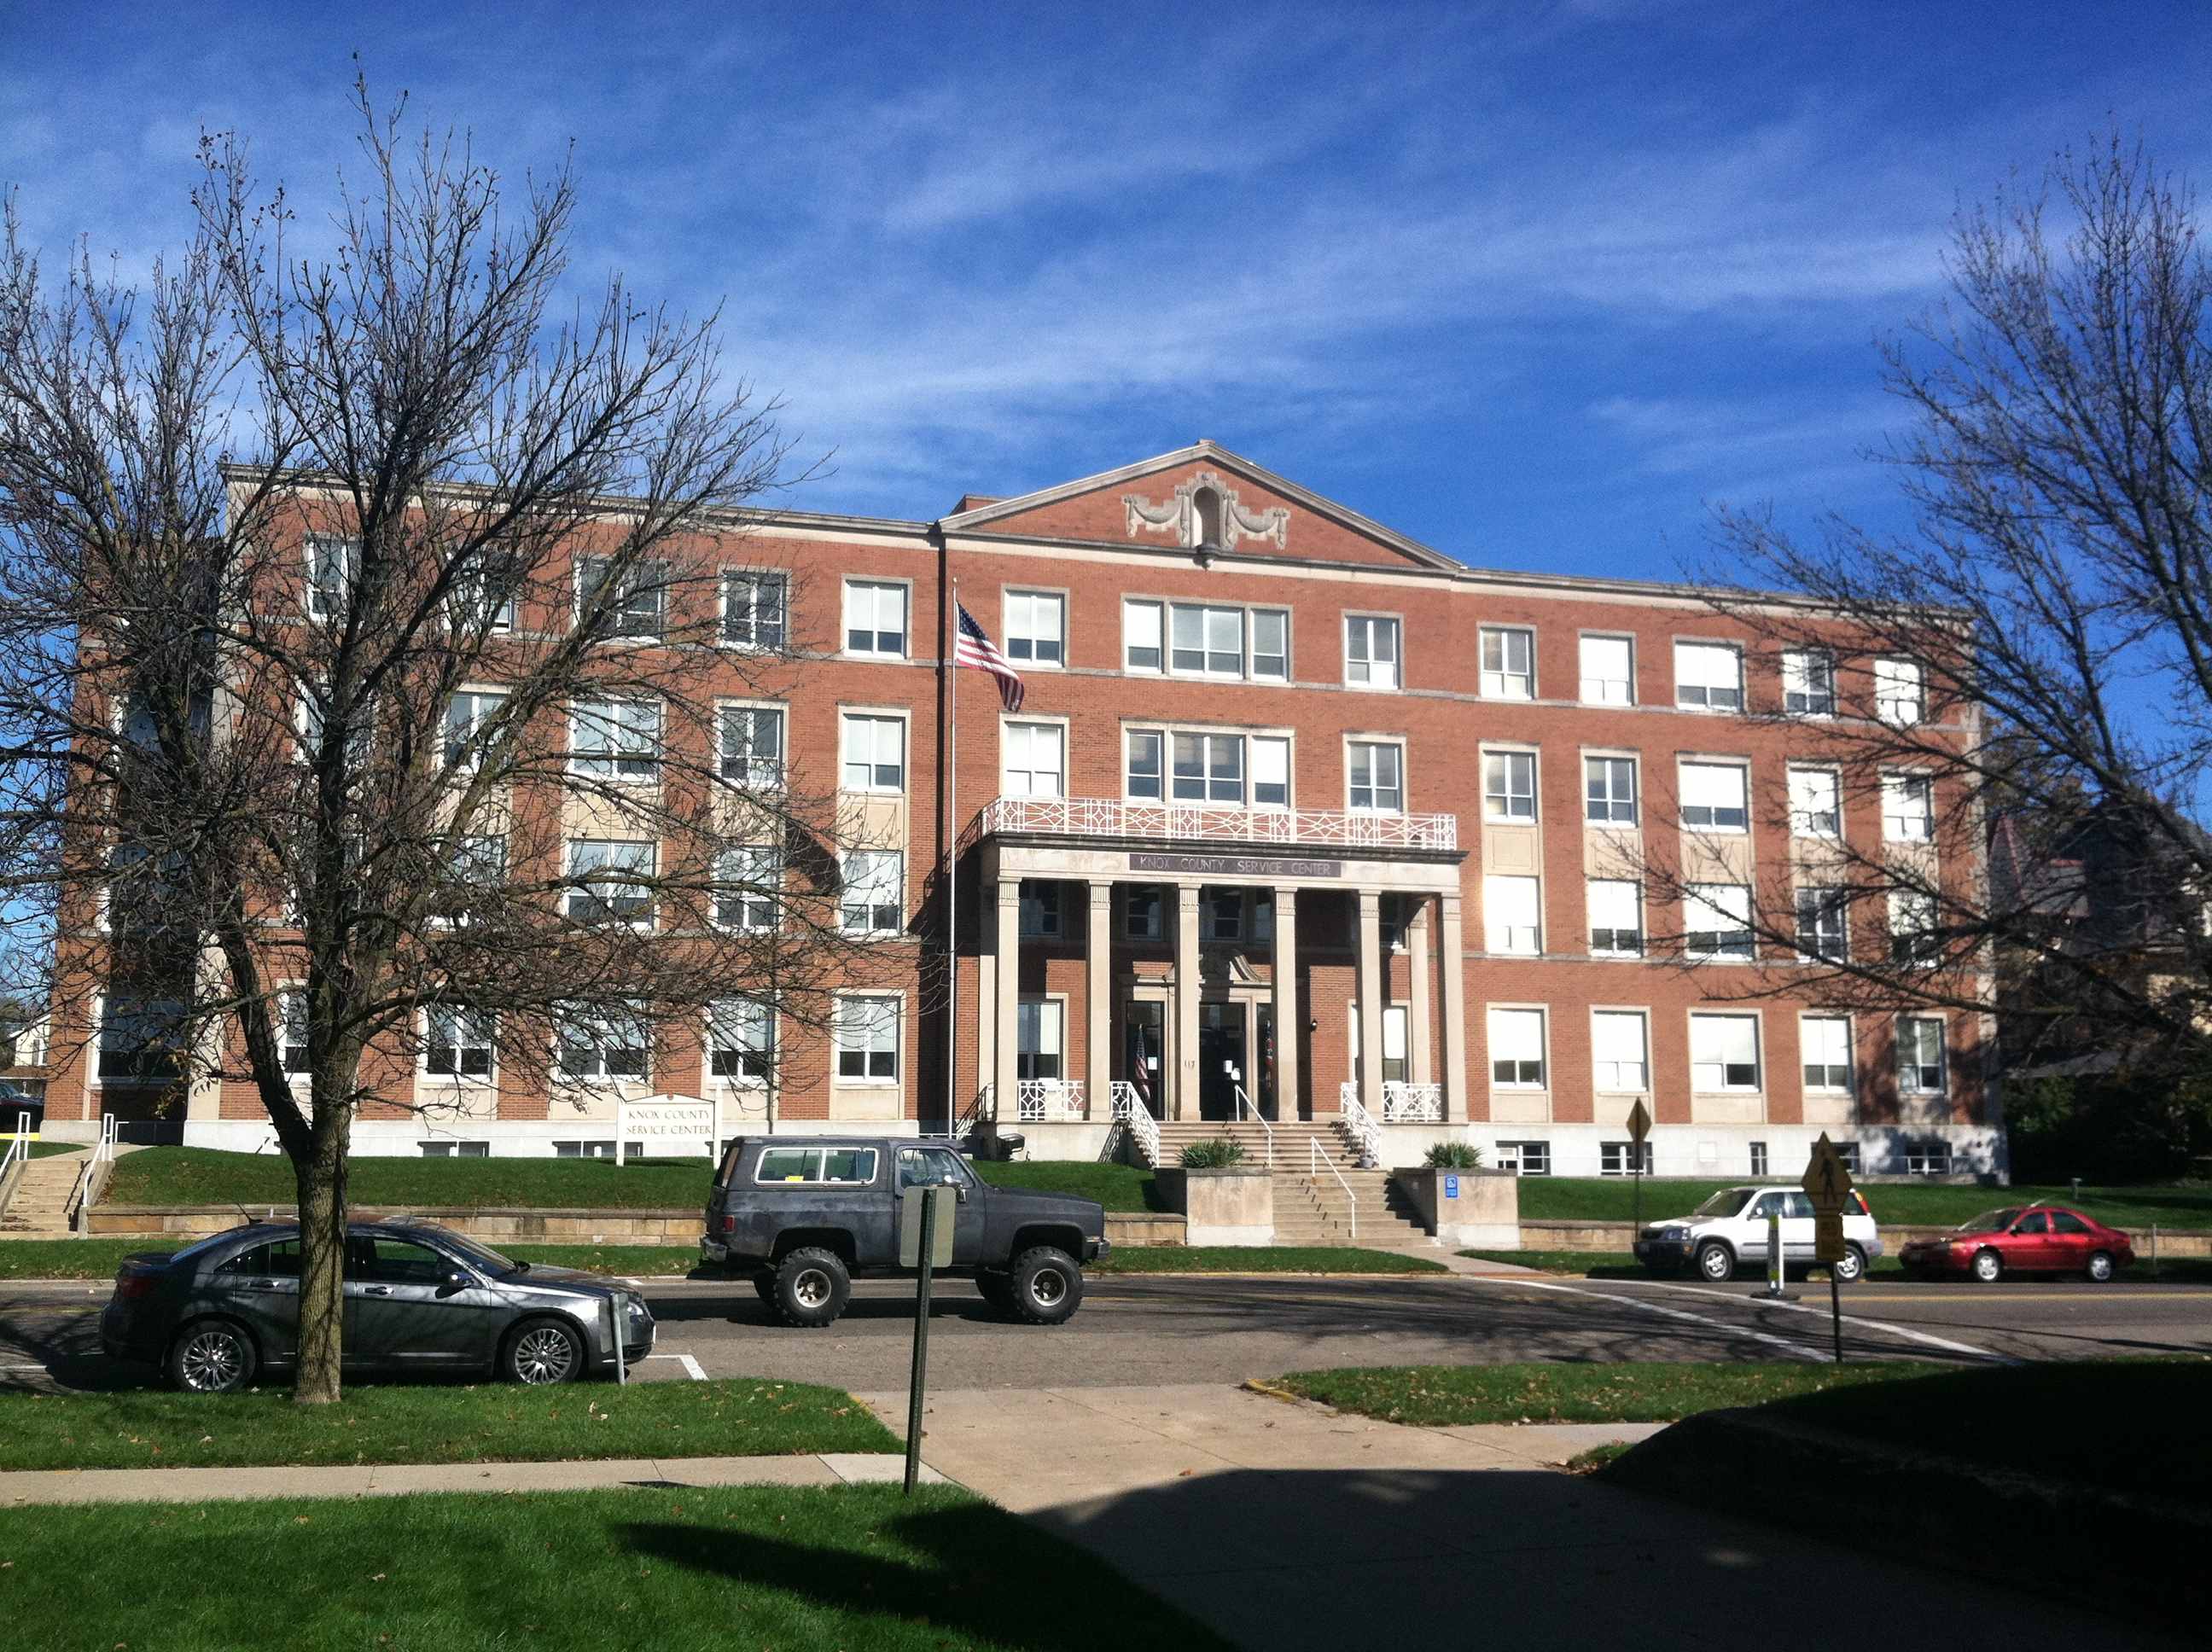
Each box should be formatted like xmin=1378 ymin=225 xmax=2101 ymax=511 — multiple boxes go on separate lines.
xmin=1626 ymin=1098 xmax=1651 ymax=1145
xmin=1802 ymin=1131 xmax=1855 ymax=1214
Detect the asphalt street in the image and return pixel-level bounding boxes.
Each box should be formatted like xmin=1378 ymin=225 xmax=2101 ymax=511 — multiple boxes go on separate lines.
xmin=4 ymin=1270 xmax=2206 ymax=1393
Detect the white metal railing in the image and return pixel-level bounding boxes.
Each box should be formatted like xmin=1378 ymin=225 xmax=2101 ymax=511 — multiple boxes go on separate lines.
xmin=1232 ymin=1084 xmax=1274 ymax=1166
xmin=1016 ymin=1079 xmax=1088 ymax=1121
xmin=962 ymin=795 xmax=1458 ymax=852
xmin=65 ymin=1113 xmax=119 ymax=1235
xmin=1109 ymin=1080 xmax=1161 ymax=1165
xmin=1311 ymin=1137 xmax=1357 ymax=1241
xmin=1338 ymin=1084 xmax=1382 ymax=1168
xmin=1381 ymin=1081 xmax=1444 ymax=1122
xmin=0 ymin=1108 xmax=30 ymax=1186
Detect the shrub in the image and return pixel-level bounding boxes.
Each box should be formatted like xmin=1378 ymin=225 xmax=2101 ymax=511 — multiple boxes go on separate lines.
xmin=1180 ymin=1137 xmax=1247 ymax=1169
xmin=1423 ymin=1141 xmax=1485 ymax=1170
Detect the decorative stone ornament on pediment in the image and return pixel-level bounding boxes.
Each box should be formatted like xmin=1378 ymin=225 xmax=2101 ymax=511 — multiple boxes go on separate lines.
xmin=1122 ymin=468 xmax=1289 ymax=554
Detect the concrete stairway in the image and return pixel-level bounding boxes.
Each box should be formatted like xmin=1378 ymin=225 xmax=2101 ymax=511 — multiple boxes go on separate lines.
xmin=0 ymin=1151 xmax=88 ymax=1236
xmin=1147 ymin=1120 xmax=1432 ymax=1249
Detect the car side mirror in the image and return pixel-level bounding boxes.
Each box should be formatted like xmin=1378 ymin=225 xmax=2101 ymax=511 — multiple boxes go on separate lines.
xmin=953 ymin=1184 xmax=969 ymax=1203
xmin=438 ymin=1271 xmax=470 ymax=1295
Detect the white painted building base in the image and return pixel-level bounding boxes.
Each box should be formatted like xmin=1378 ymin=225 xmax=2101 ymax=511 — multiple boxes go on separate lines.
xmin=177 ymin=1116 xmax=932 ymax=1157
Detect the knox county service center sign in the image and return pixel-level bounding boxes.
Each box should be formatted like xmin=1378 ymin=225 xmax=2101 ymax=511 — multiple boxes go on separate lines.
xmin=615 ymin=1093 xmax=721 ymax=1157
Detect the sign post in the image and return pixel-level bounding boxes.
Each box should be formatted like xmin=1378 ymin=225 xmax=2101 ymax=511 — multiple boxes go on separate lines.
xmin=899 ymin=1184 xmax=954 ymax=1494
xmin=1626 ymin=1099 xmax=1651 ymax=1232
xmin=1802 ymin=1132 xmax=1856 ymax=1364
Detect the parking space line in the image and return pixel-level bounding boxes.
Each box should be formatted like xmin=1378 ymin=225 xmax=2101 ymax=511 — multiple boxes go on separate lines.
xmin=1846 ymin=1289 xmax=2212 ymax=1303
xmin=1470 ymin=1274 xmax=1825 ymax=1359
xmin=1624 ymin=1277 xmax=2011 ymax=1362
xmin=642 ymin=1352 xmax=707 ymax=1381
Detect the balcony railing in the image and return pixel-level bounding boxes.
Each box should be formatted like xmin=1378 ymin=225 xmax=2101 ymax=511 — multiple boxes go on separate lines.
xmin=1015 ymin=1079 xmax=1087 ymax=1122
xmin=964 ymin=796 xmax=1458 ymax=852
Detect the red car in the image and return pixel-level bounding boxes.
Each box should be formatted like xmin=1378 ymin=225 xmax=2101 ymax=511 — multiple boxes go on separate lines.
xmin=1899 ymin=1204 xmax=2134 ymax=1283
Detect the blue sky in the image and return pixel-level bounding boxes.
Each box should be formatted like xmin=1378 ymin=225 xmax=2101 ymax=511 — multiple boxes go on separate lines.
xmin=7 ymin=1 xmax=2212 ymax=577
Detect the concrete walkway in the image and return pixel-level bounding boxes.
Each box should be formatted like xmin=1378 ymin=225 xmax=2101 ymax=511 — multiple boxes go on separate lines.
xmin=0 ymin=1451 xmax=944 ymax=1506
xmin=858 ymin=1383 xmax=2182 ymax=1652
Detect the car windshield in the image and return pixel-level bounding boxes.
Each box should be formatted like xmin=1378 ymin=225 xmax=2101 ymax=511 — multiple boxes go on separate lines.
xmin=1691 ymin=1190 xmax=1750 ymax=1218
xmin=408 ymin=1224 xmax=521 ymax=1277
xmin=1957 ymin=1208 xmax=2020 ymax=1234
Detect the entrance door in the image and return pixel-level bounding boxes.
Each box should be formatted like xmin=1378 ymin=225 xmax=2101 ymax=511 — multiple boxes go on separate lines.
xmin=1197 ymin=1003 xmax=1247 ymax=1121
xmin=1123 ymin=1001 xmax=1164 ymax=1118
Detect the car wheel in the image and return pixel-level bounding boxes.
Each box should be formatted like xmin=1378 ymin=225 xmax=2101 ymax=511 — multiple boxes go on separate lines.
xmin=975 ymin=1271 xmax=1015 ymax=1314
xmin=751 ymin=1272 xmax=777 ymax=1304
xmin=1008 ymin=1247 xmax=1083 ymax=1325
xmin=1696 ymin=1241 xmax=1735 ymax=1283
xmin=772 ymin=1247 xmax=851 ymax=1329
xmin=1970 ymin=1248 xmax=2004 ymax=1284
xmin=166 ymin=1319 xmax=258 ymax=1393
xmin=2086 ymin=1249 xmax=2116 ymax=1283
xmin=504 ymin=1318 xmax=585 ymax=1385
xmin=1831 ymin=1243 xmax=1867 ymax=1284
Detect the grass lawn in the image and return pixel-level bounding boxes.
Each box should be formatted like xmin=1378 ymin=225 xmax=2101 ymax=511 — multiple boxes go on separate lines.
xmin=1095 ymin=1245 xmax=1447 ymax=1275
xmin=0 ymin=1237 xmax=714 ymax=1281
xmin=26 ymin=1140 xmax=85 ymax=1159
xmin=1276 ymin=1359 xmax=1951 ymax=1426
xmin=0 ymin=1482 xmax=1236 ymax=1652
xmin=1519 ymin=1176 xmax=2212 ymax=1230
xmin=1459 ymin=1247 xmax=2212 ymax=1284
xmin=970 ymin=1157 xmax=1161 ymax=1211
xmin=0 ymin=1376 xmax=895 ymax=1472
xmin=105 ymin=1146 xmax=713 ymax=1210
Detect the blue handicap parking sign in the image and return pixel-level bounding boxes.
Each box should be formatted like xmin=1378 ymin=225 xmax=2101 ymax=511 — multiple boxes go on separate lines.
xmin=1444 ymin=1174 xmax=1459 ymax=1198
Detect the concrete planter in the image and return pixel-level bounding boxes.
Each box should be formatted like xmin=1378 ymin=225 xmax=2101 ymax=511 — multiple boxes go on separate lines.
xmin=1154 ymin=1166 xmax=1273 ymax=1246
xmin=1394 ymin=1166 xmax=1518 ymax=1248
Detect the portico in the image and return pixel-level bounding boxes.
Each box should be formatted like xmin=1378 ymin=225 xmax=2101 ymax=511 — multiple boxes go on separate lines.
xmin=966 ymin=797 xmax=1466 ymax=1129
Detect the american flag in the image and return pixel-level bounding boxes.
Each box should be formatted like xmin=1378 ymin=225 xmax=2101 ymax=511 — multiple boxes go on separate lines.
xmin=954 ymin=602 xmax=1024 ymax=711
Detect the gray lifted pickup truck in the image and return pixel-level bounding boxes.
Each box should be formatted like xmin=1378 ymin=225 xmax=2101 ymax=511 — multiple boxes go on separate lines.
xmin=700 ymin=1136 xmax=1111 ymax=1327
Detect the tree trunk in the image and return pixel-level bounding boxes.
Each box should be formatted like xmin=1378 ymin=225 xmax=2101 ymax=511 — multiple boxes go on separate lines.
xmin=290 ymin=1098 xmax=352 ymax=1405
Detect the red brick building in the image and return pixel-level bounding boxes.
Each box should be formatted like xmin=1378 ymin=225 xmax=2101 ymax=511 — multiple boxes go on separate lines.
xmin=39 ymin=442 xmax=2000 ymax=1178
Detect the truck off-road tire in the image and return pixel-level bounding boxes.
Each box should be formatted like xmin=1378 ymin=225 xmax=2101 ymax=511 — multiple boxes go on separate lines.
xmin=1007 ymin=1246 xmax=1083 ymax=1325
xmin=772 ymin=1247 xmax=851 ymax=1328
xmin=974 ymin=1271 xmax=1015 ymax=1315
xmin=751 ymin=1272 xmax=777 ymax=1304
xmin=1695 ymin=1241 xmax=1735 ymax=1283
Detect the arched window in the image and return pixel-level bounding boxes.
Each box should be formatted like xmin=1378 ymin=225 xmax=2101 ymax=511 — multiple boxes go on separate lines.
xmin=1191 ymin=486 xmax=1223 ymax=549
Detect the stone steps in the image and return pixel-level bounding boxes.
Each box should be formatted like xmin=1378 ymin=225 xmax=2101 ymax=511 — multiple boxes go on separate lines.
xmin=0 ymin=1155 xmax=87 ymax=1237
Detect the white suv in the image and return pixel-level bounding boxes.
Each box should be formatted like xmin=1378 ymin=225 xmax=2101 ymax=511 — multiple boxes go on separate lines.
xmin=1633 ymin=1185 xmax=1881 ymax=1283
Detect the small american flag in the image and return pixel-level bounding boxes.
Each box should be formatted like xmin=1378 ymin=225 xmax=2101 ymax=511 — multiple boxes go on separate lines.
xmin=954 ymin=602 xmax=1025 ymax=711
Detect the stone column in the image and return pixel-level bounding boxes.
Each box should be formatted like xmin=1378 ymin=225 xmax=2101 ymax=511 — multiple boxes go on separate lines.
xmin=1272 ymin=887 xmax=1300 ymax=1121
xmin=1086 ymin=881 xmax=1112 ymax=1119
xmin=1174 ymin=884 xmax=1202 ymax=1121
xmin=1356 ymin=887 xmax=1385 ymax=1118
xmin=993 ymin=877 xmax=1021 ymax=1120
xmin=1408 ymin=900 xmax=1434 ymax=1086
xmin=1439 ymin=890 xmax=1470 ymax=1122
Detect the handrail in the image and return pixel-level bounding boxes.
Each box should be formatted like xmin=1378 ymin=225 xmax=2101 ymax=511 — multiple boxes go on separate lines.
xmin=1232 ymin=1084 xmax=1274 ymax=1166
xmin=67 ymin=1113 xmax=119 ymax=1234
xmin=0 ymin=1109 xmax=29 ymax=1211
xmin=1109 ymin=1080 xmax=1161 ymax=1166
xmin=1311 ymin=1136 xmax=1357 ymax=1241
xmin=1337 ymin=1084 xmax=1382 ymax=1168
xmin=1015 ymin=1078 xmax=1087 ymax=1121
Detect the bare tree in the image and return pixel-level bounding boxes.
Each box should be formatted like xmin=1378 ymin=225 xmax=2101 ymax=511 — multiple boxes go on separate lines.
xmin=0 ymin=84 xmax=878 ymax=1401
xmin=1621 ymin=133 xmax=2212 ymax=1101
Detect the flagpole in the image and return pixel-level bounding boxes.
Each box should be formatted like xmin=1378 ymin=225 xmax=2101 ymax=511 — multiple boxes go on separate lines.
xmin=945 ymin=574 xmax=958 ymax=1137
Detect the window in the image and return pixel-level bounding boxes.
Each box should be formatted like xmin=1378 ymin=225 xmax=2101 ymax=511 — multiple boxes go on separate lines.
xmin=554 ymin=1002 xmax=649 ymax=1080
xmin=1348 ymin=741 xmax=1404 ymax=813
xmin=421 ymin=1141 xmax=490 ymax=1159
xmin=1749 ymin=1141 xmax=1769 ymax=1177
xmin=714 ymin=845 xmax=782 ymax=933
xmin=278 ymin=992 xmax=311 ymax=1076
xmin=576 ymin=556 xmax=667 ymax=641
xmin=1889 ymin=889 xmax=1941 ymax=967
xmin=841 ymin=849 xmax=905 ymax=935
xmin=1684 ymin=883 xmax=1754 ymax=959
xmin=1171 ymin=603 xmax=1245 ymax=676
xmin=1904 ymin=1140 xmax=1952 ymax=1176
xmin=1002 ymin=721 xmax=1065 ymax=798
xmin=566 ymin=839 xmax=655 ymax=925
xmin=1875 ymin=657 xmax=1925 ymax=725
xmin=449 ymin=550 xmax=519 ymax=632
xmin=424 ymin=1003 xmax=495 ymax=1079
xmin=554 ymin=1141 xmax=618 ymax=1160
xmin=1587 ymin=879 xmax=1644 ymax=957
xmin=1483 ymin=750 xmax=1537 ymax=821
xmin=1123 ymin=600 xmax=1163 ymax=672
xmin=1674 ymin=642 xmax=1743 ymax=711
xmin=1017 ymin=1000 xmax=1064 ymax=1081
xmin=1679 ymin=760 xmax=1749 ymax=831
xmin=569 ymin=699 xmax=661 ymax=782
xmin=756 ymin=1145 xmax=880 ymax=1184
xmin=1802 ymin=1015 xmax=1853 ymax=1091
xmin=1252 ymin=736 xmax=1290 ymax=807
xmin=707 ymin=998 xmax=774 ymax=1081
xmin=1789 ymin=766 xmax=1842 ymax=837
xmin=842 ymin=579 xmax=907 ymax=656
xmin=1795 ymin=887 xmax=1850 ymax=962
xmin=1495 ymin=1140 xmax=1551 ymax=1176
xmin=1883 ymin=774 xmax=1933 ymax=841
xmin=1173 ymin=732 xmax=1244 ymax=803
xmin=1580 ymin=635 xmax=1633 ymax=705
xmin=1201 ymin=889 xmax=1243 ymax=943
xmin=1019 ymin=878 xmax=1062 ymax=939
xmin=1584 ymin=756 xmax=1638 ymax=825
xmin=1251 ymin=609 xmax=1289 ymax=681
xmin=434 ymin=834 xmax=505 ymax=924
xmin=1600 ymin=1141 xmax=1654 ymax=1177
xmin=1123 ymin=887 xmax=1163 ymax=940
xmin=1485 ymin=875 xmax=1541 ymax=955
xmin=1783 ymin=649 xmax=1837 ymax=715
xmin=722 ymin=569 xmax=788 ymax=649
xmin=306 ymin=534 xmax=359 ymax=619
xmin=719 ymin=706 xmax=785 ymax=790
xmin=1004 ymin=590 xmax=1064 ymax=665
xmin=896 ymin=1144 xmax=973 ymax=1190
xmin=1592 ymin=1010 xmax=1650 ymax=1092
xmin=1126 ymin=730 xmax=1164 ymax=800
xmin=442 ymin=690 xmax=508 ymax=772
xmin=1346 ymin=615 xmax=1400 ymax=689
xmin=1835 ymin=1141 xmax=1863 ymax=1173
xmin=1480 ymin=626 xmax=1534 ymax=699
xmin=834 ymin=995 xmax=899 ymax=1082
xmin=841 ymin=714 xmax=905 ymax=793
xmin=298 ymin=688 xmax=375 ymax=771
xmin=1488 ymin=1007 xmax=1546 ymax=1088
xmin=2051 ymin=1210 xmax=2091 ymax=1236
xmin=1691 ymin=1014 xmax=1761 ymax=1091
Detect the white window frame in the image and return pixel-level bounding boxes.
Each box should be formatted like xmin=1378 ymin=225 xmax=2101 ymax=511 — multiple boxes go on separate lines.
xmin=1679 ymin=759 xmax=1749 ymax=832
xmin=841 ymin=711 xmax=907 ymax=794
xmin=1495 ymin=1140 xmax=1552 ymax=1176
xmin=1889 ymin=888 xmax=1941 ymax=968
xmin=1344 ymin=614 xmax=1402 ymax=691
xmin=568 ymin=698 xmax=662 ymax=783
xmin=1795 ymin=886 xmax=1850 ymax=963
xmin=841 ymin=578 xmax=910 ymax=659
xmin=1690 ymin=1012 xmax=1762 ymax=1093
xmin=1001 ymin=718 xmax=1067 ymax=799
xmin=1169 ymin=602 xmax=1248 ymax=678
xmin=1249 ymin=608 xmax=1290 ymax=682
xmin=1801 ymin=1014 xmax=1854 ymax=1093
xmin=1674 ymin=641 xmax=1743 ymax=712
xmin=565 ymin=838 xmax=656 ymax=928
xmin=721 ymin=567 xmax=789 ymax=650
xmin=713 ymin=844 xmax=782 ymax=934
xmin=574 ymin=555 xmax=668 ymax=642
xmin=1251 ymin=735 xmax=1291 ymax=809
xmin=1583 ymin=753 xmax=1639 ymax=826
xmin=1783 ymin=649 xmax=1837 ymax=716
xmin=553 ymin=1000 xmax=650 ymax=1083
xmin=1122 ymin=599 xmax=1164 ymax=673
xmin=1347 ymin=737 xmax=1405 ymax=815
xmin=1172 ymin=730 xmax=1247 ymax=805
xmin=717 ymin=702 xmax=787 ymax=792
xmin=1789 ymin=765 xmax=1842 ymax=838
xmin=1482 ymin=747 xmax=1538 ymax=822
xmin=1487 ymin=1005 xmax=1548 ymax=1090
xmin=277 ymin=988 xmax=312 ymax=1079
xmin=1600 ymin=1141 xmax=1655 ymax=1177
xmin=833 ymin=993 xmax=902 ymax=1085
xmin=442 ymin=688 xmax=509 ymax=774
xmin=841 ymin=848 xmax=905 ymax=936
xmin=1479 ymin=625 xmax=1534 ymax=700
xmin=305 ymin=533 xmax=360 ymax=620
xmin=1591 ymin=1009 xmax=1650 ymax=1093
xmin=1484 ymin=874 xmax=1541 ymax=955
xmin=1875 ymin=657 xmax=1925 ymax=726
xmin=1003 ymin=589 xmax=1066 ymax=668
xmin=706 ymin=998 xmax=775 ymax=1085
xmin=422 ymin=1003 xmax=497 ymax=1083
xmin=1882 ymin=772 xmax=1934 ymax=842
xmin=1898 ymin=1015 xmax=1947 ymax=1094
xmin=1586 ymin=878 xmax=1644 ymax=957
xmin=1579 ymin=633 xmax=1634 ymax=706
xmin=1684 ymin=882 xmax=1755 ymax=960
xmin=1016 ymin=997 xmax=1066 ymax=1082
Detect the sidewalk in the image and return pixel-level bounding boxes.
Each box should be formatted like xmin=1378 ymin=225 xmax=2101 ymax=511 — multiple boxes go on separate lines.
xmin=858 ymin=1383 xmax=2181 ymax=1652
